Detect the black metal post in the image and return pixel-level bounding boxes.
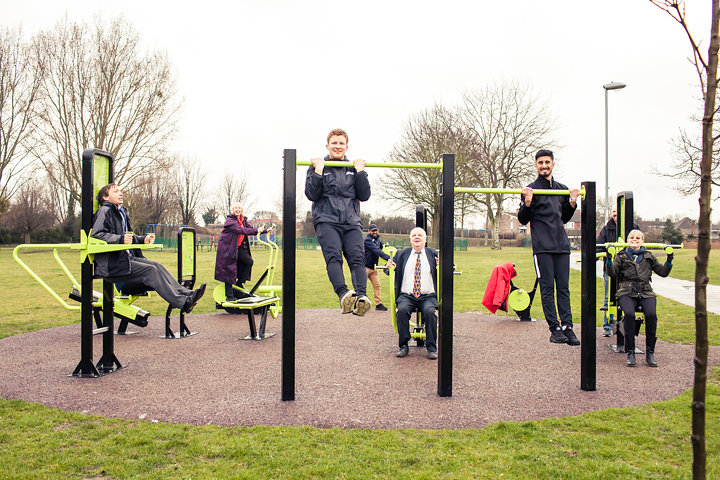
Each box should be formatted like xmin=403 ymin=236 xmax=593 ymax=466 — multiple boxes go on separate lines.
xmin=282 ymin=149 xmax=296 ymax=401
xmin=438 ymin=153 xmax=454 ymax=397
xmin=416 ymin=205 xmax=428 ymax=239
xmin=618 ymin=191 xmax=634 ymax=240
xmin=74 ymin=150 xmax=106 ymax=377
xmin=580 ymin=181 xmax=597 ymax=391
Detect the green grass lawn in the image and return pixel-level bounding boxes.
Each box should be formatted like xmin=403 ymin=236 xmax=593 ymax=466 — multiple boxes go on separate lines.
xmin=0 ymin=245 xmax=718 ymax=479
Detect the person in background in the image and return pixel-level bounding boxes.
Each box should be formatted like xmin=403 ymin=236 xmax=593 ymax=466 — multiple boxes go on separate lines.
xmin=364 ymin=224 xmax=391 ymax=311
xmin=214 ymin=204 xmax=271 ymax=301
xmin=606 ymin=229 xmax=673 ymax=367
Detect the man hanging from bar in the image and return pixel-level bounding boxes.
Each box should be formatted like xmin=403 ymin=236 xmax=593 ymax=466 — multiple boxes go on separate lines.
xmin=305 ymin=128 xmax=372 ymax=316
xmin=518 ymin=149 xmax=581 ymax=346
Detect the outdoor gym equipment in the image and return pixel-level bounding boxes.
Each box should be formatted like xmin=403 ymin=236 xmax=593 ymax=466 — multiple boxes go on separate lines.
xmin=213 ymin=236 xmax=281 ymax=340
xmin=597 ymin=191 xmax=683 ymax=354
xmin=384 ymin=205 xmax=452 ymax=347
xmin=13 ymin=149 xmax=201 ymax=377
xmin=213 ymin=269 xmax=279 ymax=340
xmin=284 ymin=154 xmax=455 ymax=400
xmin=455 ymin=182 xmax=598 ymax=391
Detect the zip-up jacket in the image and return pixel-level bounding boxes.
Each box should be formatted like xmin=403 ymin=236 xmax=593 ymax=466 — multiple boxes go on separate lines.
xmin=364 ymin=233 xmax=390 ymax=268
xmin=305 ymin=155 xmax=371 ymax=227
xmin=91 ymin=201 xmax=147 ymax=277
xmin=607 ymin=249 xmax=672 ymax=298
xmin=518 ymin=175 xmax=576 ymax=254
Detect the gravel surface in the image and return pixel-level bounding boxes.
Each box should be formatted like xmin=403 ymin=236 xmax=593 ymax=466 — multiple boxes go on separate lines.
xmin=1 ymin=309 xmax=717 ymax=429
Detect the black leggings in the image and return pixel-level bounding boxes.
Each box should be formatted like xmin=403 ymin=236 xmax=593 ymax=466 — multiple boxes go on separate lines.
xmin=618 ymin=295 xmax=657 ymax=353
xmin=236 ymin=246 xmax=254 ymax=286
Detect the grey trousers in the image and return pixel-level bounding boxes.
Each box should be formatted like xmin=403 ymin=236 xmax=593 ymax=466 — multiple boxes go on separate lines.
xmin=107 ymin=257 xmax=192 ymax=309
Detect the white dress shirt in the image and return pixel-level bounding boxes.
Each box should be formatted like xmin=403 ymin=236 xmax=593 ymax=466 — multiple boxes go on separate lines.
xmin=401 ymin=249 xmax=435 ymax=296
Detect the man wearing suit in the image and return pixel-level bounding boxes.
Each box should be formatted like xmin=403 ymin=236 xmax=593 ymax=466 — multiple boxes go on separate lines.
xmin=390 ymin=227 xmax=438 ymax=359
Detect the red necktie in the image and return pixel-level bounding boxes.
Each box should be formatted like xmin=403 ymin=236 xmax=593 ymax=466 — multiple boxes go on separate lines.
xmin=413 ymin=251 xmax=422 ymax=298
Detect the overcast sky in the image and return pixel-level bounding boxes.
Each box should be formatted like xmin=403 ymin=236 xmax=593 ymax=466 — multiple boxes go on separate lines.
xmin=5 ymin=0 xmax=715 ymax=225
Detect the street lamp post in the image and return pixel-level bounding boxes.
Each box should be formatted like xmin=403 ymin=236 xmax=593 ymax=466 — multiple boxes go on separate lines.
xmin=603 ymin=81 xmax=626 ymax=224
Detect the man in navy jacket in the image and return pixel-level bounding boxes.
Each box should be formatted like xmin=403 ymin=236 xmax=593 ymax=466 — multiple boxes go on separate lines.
xmin=390 ymin=227 xmax=438 ymax=359
xmin=305 ymin=128 xmax=372 ymax=316
xmin=364 ymin=224 xmax=391 ymax=311
xmin=92 ymin=184 xmax=206 ymax=313
xmin=518 ymin=150 xmax=581 ymax=345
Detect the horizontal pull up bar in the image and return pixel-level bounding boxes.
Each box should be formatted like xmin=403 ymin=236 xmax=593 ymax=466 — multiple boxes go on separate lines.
xmin=296 ymin=159 xmax=443 ymax=169
xmin=455 ymin=186 xmax=586 ymax=198
xmin=597 ymin=243 xmax=683 ymax=249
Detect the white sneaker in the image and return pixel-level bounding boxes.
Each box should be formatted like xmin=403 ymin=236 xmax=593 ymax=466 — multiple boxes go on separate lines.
xmin=353 ymin=295 xmax=372 ymax=316
xmin=340 ymin=290 xmax=357 ymax=314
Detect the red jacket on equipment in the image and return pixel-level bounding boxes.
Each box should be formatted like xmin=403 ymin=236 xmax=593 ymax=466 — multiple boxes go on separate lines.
xmin=482 ymin=262 xmax=517 ymax=314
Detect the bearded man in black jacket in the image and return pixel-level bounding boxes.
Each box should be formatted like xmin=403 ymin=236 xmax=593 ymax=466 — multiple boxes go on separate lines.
xmin=518 ymin=150 xmax=581 ymax=346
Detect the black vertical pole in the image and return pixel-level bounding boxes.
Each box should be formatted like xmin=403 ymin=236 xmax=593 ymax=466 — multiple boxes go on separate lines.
xmin=282 ymin=149 xmax=296 ymax=401
xmin=73 ymin=150 xmax=100 ymax=377
xmin=621 ymin=191 xmax=634 ymax=239
xmin=438 ymin=153 xmax=454 ymax=397
xmin=580 ymin=181 xmax=597 ymax=391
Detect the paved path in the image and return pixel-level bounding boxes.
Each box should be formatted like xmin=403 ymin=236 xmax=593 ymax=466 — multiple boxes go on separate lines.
xmin=570 ymin=252 xmax=720 ymax=315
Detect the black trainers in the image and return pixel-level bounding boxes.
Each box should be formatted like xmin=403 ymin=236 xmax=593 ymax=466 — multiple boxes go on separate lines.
xmin=564 ymin=328 xmax=580 ymax=346
xmin=375 ymin=303 xmax=388 ymax=311
xmin=396 ymin=345 xmax=409 ymax=357
xmin=550 ymin=329 xmax=568 ymax=344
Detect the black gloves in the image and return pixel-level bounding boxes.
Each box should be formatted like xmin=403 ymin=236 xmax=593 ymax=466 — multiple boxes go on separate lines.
xmin=667 ymin=252 xmax=674 ymax=263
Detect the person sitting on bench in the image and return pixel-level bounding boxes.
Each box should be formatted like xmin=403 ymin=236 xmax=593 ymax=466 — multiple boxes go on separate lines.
xmin=388 ymin=227 xmax=438 ymax=360
xmin=606 ymin=229 xmax=673 ymax=367
xmin=92 ymin=183 xmax=206 ymax=313
xmin=214 ymin=203 xmax=271 ymax=301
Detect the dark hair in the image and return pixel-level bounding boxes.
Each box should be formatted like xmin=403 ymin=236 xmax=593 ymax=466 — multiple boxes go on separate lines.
xmin=535 ymin=149 xmax=554 ymax=161
xmin=97 ymin=183 xmax=118 ymax=204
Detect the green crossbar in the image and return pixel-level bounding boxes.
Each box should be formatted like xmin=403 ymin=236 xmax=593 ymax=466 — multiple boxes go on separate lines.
xmin=297 ymin=159 xmax=443 ymax=169
xmin=455 ymin=186 xmax=587 ymax=198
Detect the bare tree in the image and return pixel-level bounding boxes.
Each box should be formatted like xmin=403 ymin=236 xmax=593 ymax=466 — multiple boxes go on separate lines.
xmin=172 ymin=155 xmax=207 ymax=226
xmin=459 ymin=82 xmax=557 ymax=249
xmin=32 ymin=15 xmax=179 ymax=206
xmin=219 ymin=170 xmax=250 ymax=215
xmin=650 ymin=1 xmax=718 ymax=478
xmin=379 ymin=104 xmax=478 ymax=245
xmin=125 ymin=170 xmax=174 ymax=233
xmin=0 ymin=26 xmax=45 ymax=209
xmin=5 ymin=177 xmax=53 ymax=242
xmin=653 ymin=123 xmax=720 ymax=199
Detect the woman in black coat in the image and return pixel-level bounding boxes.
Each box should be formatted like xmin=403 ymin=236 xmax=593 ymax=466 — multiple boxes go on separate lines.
xmin=214 ymin=204 xmax=270 ymax=301
xmin=606 ymin=229 xmax=673 ymax=367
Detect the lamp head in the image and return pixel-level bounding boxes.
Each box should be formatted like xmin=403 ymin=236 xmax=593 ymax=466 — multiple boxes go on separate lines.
xmin=603 ymin=82 xmax=626 ymax=91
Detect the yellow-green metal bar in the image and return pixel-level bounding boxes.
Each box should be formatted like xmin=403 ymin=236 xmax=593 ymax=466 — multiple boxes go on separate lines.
xmin=53 ymin=248 xmax=81 ymax=289
xmin=455 ymin=186 xmax=587 ymax=198
xmin=13 ymin=244 xmax=80 ymax=311
xmin=297 ymin=159 xmax=443 ymax=169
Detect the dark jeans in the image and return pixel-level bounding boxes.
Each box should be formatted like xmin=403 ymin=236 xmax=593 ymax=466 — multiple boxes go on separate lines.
xmin=315 ymin=222 xmax=366 ymax=297
xmin=534 ymin=253 xmax=572 ymax=332
xmin=107 ymin=257 xmax=192 ymax=309
xmin=236 ymin=246 xmax=254 ymax=286
xmin=618 ymin=295 xmax=658 ymax=353
xmin=396 ymin=293 xmax=438 ymax=352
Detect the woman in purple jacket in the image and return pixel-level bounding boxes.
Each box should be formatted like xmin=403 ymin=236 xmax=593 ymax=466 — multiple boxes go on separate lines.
xmin=214 ymin=204 xmax=271 ymax=301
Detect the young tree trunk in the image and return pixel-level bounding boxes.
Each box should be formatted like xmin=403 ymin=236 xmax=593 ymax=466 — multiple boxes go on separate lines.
xmin=693 ymin=2 xmax=719 ymax=478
